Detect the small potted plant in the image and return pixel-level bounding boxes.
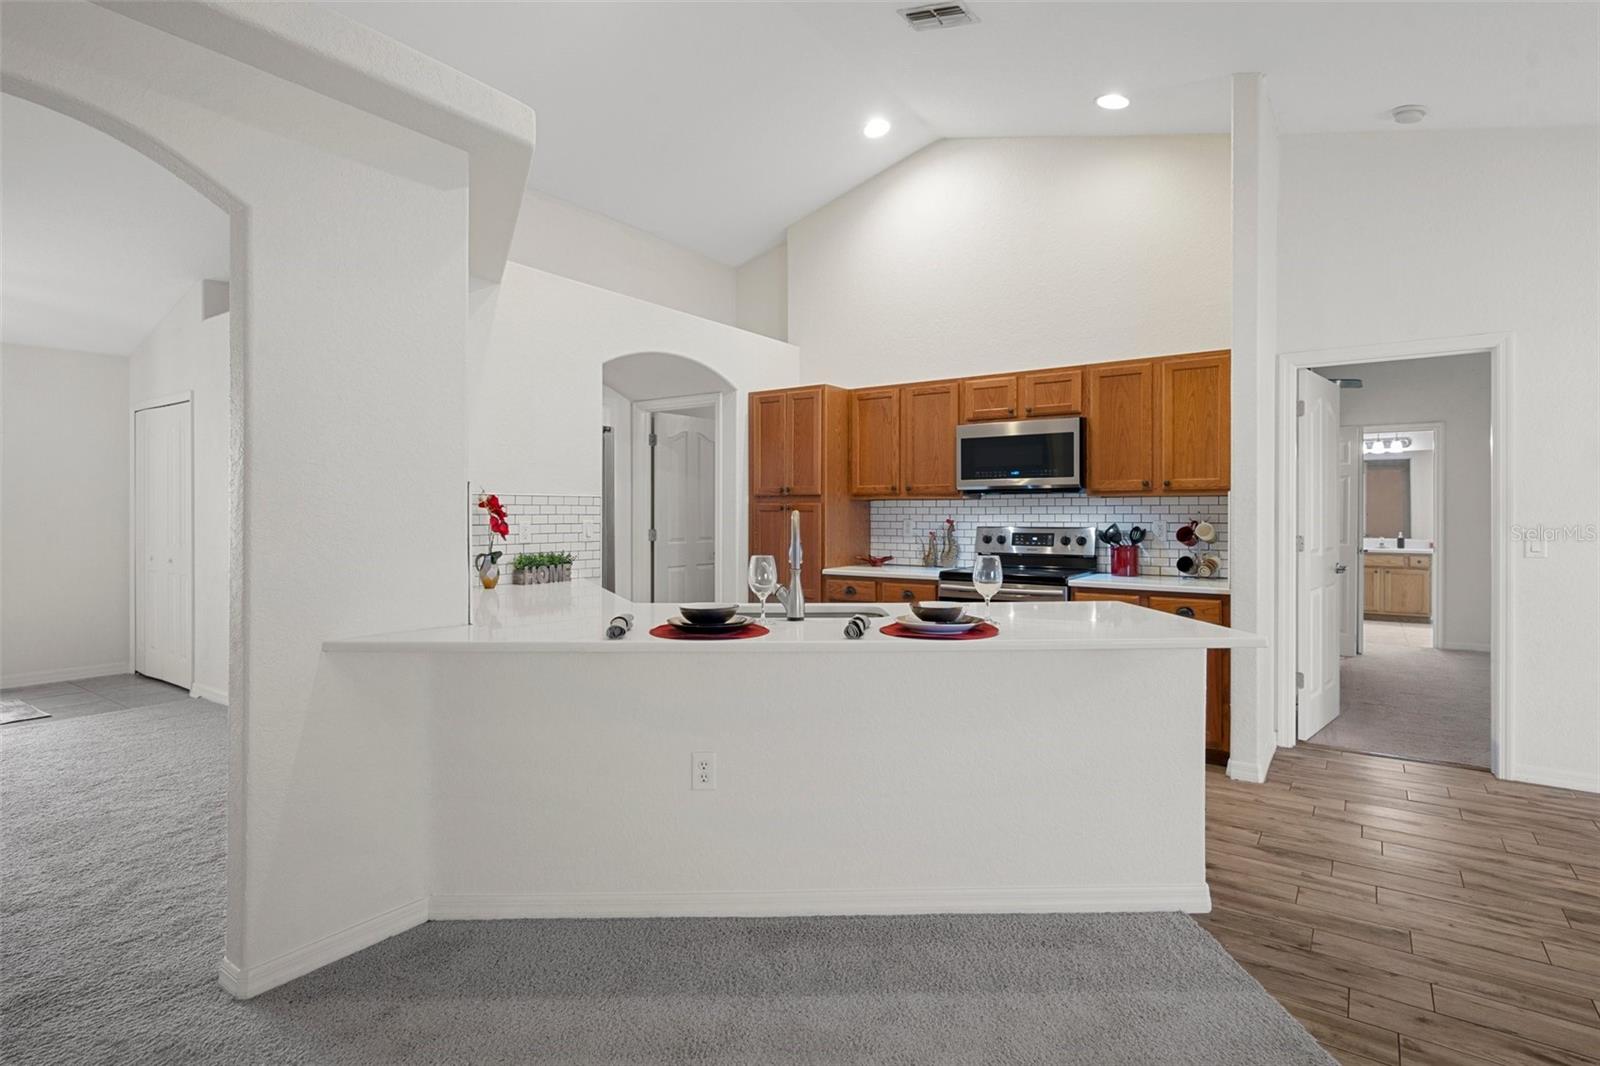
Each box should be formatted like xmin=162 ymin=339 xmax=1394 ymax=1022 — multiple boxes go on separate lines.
xmin=474 ymin=494 xmax=510 ymax=588
xmin=511 ymin=553 xmax=538 ymax=585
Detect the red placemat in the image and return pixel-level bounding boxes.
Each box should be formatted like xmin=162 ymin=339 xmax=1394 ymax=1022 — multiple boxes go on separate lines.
xmin=880 ymin=622 xmax=998 ymax=640
xmin=649 ymin=622 xmax=770 ymax=640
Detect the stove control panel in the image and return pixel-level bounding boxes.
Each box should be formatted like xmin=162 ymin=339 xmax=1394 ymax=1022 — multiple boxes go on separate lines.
xmin=975 ymin=525 xmax=1097 ymax=558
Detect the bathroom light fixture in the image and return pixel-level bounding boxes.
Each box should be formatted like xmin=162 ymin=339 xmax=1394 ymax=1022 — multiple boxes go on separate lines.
xmin=1390 ymin=104 xmax=1428 ymax=125
xmin=863 ymin=116 xmax=892 ymax=139
xmin=1096 ymin=93 xmax=1130 ymax=111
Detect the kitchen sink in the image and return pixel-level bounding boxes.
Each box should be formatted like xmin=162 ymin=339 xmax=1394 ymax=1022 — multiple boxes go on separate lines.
xmin=739 ymin=604 xmax=888 ymax=618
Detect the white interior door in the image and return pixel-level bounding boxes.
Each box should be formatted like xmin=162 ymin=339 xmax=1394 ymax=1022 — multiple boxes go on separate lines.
xmin=652 ymin=412 xmax=716 ymax=603
xmin=1297 ymin=370 xmax=1341 ymax=740
xmin=1337 ymin=424 xmax=1362 ymax=657
xmin=135 ymin=402 xmax=193 ymax=688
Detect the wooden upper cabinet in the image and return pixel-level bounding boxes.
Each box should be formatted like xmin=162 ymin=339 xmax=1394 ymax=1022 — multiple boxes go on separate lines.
xmin=1085 ymin=361 xmax=1156 ymax=493
xmin=849 ymin=388 xmax=901 ymax=497
xmin=1019 ymin=368 xmax=1083 ymax=418
xmin=900 ymin=382 xmax=960 ymax=497
xmin=960 ymin=375 xmax=1018 ymax=422
xmin=750 ymin=391 xmax=788 ymax=496
xmin=1155 ymin=351 xmax=1230 ymax=494
xmin=748 ymin=387 xmax=824 ymax=496
xmin=786 ymin=387 xmax=824 ymax=496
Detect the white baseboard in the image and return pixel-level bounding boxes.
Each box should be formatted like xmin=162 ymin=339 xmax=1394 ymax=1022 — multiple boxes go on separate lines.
xmin=1439 ymin=641 xmax=1489 ymax=653
xmin=1508 ymin=763 xmax=1600 ymax=795
xmin=428 ymin=883 xmax=1213 ymax=920
xmin=1 ymin=660 xmax=131 ymax=689
xmin=216 ymin=896 xmax=428 ymax=999
xmin=1227 ymin=741 xmax=1276 ymax=784
xmin=189 ymin=683 xmax=229 ymax=706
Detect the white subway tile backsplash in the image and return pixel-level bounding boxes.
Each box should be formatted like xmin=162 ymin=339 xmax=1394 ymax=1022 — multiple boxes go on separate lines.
xmin=470 ymin=491 xmax=603 ymax=584
xmin=870 ymin=495 xmax=1228 ymax=577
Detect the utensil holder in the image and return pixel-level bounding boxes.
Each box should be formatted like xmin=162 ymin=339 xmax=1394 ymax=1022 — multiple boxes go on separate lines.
xmin=1111 ymin=545 xmax=1139 ymax=577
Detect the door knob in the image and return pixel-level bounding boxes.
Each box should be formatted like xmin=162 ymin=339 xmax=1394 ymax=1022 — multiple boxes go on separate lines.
xmin=1335 ymin=563 xmax=1348 ymax=574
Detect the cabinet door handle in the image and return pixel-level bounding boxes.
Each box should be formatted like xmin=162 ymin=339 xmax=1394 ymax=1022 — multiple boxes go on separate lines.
xmin=1163 ymin=480 xmax=1171 ymax=488
xmin=1141 ymin=480 xmax=1150 ymax=489
xmin=1007 ymin=407 xmax=1015 ymax=415
xmin=1176 ymin=606 xmax=1196 ymax=618
xmin=1024 ymin=406 xmax=1033 ymax=414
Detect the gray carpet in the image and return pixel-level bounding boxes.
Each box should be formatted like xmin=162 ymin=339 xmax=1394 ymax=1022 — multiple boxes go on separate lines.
xmin=1311 ymin=622 xmax=1490 ymax=767
xmin=1 ymin=696 xmax=1333 ymax=1065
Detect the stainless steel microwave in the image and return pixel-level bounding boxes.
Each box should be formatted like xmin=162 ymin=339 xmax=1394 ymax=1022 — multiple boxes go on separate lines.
xmin=955 ymin=417 xmax=1082 ymax=493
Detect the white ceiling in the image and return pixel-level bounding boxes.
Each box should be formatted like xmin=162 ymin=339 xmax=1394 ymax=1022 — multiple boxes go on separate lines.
xmin=329 ymin=1 xmax=1598 ymax=265
xmin=2 ymin=93 xmax=230 ymax=356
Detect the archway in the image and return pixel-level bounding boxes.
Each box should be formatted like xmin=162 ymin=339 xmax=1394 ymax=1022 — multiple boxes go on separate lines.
xmin=601 ymin=352 xmax=739 ymax=602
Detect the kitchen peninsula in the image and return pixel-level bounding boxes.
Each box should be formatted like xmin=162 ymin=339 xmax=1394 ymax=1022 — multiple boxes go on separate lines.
xmin=325 ymin=581 xmax=1262 ymax=921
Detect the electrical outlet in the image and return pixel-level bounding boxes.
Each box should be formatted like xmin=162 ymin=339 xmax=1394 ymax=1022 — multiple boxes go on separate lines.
xmin=691 ymin=751 xmax=717 ymax=790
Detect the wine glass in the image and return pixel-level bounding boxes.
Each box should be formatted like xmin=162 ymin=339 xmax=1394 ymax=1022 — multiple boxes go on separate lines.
xmin=748 ymin=555 xmax=778 ymax=621
xmin=972 ymin=554 xmax=1004 ymax=623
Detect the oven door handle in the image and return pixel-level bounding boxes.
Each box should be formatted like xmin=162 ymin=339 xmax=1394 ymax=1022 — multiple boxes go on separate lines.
xmin=937 ymin=581 xmax=1068 ymax=601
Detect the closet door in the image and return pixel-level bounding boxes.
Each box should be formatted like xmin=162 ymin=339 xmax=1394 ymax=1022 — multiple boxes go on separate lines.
xmin=135 ymin=402 xmax=193 ymax=689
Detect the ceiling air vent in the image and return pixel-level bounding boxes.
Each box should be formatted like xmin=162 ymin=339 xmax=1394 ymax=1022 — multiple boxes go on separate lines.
xmin=899 ymin=4 xmax=978 ymax=31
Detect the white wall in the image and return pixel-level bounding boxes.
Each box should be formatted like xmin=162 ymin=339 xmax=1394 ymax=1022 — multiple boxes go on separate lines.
xmin=2 ymin=0 xmax=526 ymax=992
xmin=786 ymin=135 xmax=1231 ymax=385
xmin=1 ymin=344 xmax=130 ymax=686
xmin=470 ymin=264 xmax=800 ymax=599
xmin=509 ymin=189 xmax=737 ymax=325
xmin=1280 ymin=127 xmax=1600 ymax=790
xmin=735 ymin=243 xmax=787 ymax=341
xmin=1327 ymin=355 xmax=1490 ymax=648
xmin=129 ymin=281 xmax=231 ymax=702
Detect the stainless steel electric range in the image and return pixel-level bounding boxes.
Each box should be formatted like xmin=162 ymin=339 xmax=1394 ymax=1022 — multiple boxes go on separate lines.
xmin=936 ymin=524 xmax=1098 ymax=602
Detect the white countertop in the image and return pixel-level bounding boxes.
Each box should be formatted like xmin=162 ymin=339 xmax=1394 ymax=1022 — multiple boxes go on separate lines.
xmin=822 ymin=564 xmax=944 ymax=581
xmin=1069 ymin=573 xmax=1231 ymax=595
xmin=1363 ymin=546 xmax=1433 ymax=555
xmin=325 ymin=580 xmax=1262 ymax=654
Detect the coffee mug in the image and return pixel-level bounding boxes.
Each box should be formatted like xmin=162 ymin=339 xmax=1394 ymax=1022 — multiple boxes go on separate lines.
xmin=1194 ymin=521 xmax=1216 ymax=543
xmin=1197 ymin=555 xmax=1219 ymax=578
xmin=1176 ymin=524 xmax=1198 ymax=546
xmin=1176 ymin=554 xmax=1196 ymax=574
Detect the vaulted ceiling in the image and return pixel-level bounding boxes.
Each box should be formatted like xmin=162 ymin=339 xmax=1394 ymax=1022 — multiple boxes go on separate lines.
xmin=330 ymin=1 xmax=1598 ymax=264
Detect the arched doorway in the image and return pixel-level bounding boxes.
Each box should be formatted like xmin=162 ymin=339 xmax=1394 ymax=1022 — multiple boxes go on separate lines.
xmin=601 ymin=352 xmax=737 ymax=601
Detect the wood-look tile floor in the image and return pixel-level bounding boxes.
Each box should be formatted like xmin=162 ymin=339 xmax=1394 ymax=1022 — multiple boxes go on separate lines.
xmin=1201 ymin=745 xmax=1600 ymax=1066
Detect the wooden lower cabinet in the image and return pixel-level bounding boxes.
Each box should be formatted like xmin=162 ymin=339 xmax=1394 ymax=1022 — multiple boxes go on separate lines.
xmin=1073 ymin=587 xmax=1231 ymax=761
xmin=1363 ymin=553 xmax=1431 ymax=621
xmin=752 ymin=501 xmax=822 ymax=603
xmin=822 ymin=576 xmax=938 ymax=604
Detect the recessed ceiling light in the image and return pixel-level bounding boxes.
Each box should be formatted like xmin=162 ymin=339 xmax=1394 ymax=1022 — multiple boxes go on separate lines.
xmin=1390 ymin=104 xmax=1428 ymax=125
xmin=863 ymin=116 xmax=892 ymax=139
xmin=1096 ymin=93 xmax=1130 ymax=111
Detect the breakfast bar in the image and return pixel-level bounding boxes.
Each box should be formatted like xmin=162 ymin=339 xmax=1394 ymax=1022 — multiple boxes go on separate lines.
xmin=325 ymin=582 xmax=1263 ymax=920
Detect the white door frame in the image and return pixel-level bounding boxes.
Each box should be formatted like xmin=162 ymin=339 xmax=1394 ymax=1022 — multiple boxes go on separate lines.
xmin=629 ymin=392 xmax=725 ymax=603
xmin=1275 ymin=334 xmax=1512 ymax=778
xmin=1357 ymin=419 xmax=1447 ymax=650
xmin=129 ymin=390 xmax=196 ymax=693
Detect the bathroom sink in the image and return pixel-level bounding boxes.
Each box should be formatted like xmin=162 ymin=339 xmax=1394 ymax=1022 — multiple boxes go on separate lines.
xmin=738 ymin=604 xmax=888 ymax=618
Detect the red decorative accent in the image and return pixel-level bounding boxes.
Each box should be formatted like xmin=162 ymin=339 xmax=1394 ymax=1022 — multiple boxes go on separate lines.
xmin=880 ymin=622 xmax=999 ymax=640
xmin=1111 ymin=545 xmax=1139 ymax=576
xmin=649 ymin=623 xmax=770 ymax=641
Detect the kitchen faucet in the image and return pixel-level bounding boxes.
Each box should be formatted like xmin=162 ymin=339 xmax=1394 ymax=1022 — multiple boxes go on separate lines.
xmin=773 ymin=509 xmax=805 ymax=620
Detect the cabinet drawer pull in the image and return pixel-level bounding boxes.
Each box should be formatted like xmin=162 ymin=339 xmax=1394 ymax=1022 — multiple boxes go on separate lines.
xmin=901 ymin=589 xmax=914 ymax=600
xmin=1176 ymin=606 xmax=1195 ymax=618
xmin=845 ymin=585 xmax=857 ymax=596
